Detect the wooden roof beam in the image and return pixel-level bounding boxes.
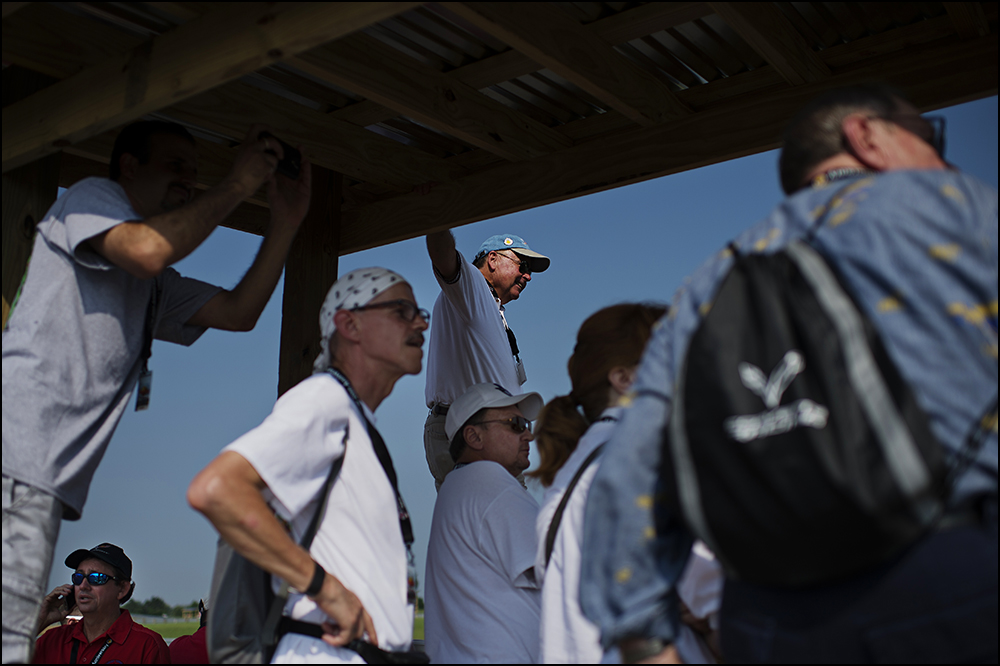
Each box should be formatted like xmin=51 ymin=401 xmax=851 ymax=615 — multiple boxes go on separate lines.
xmin=163 ymin=81 xmax=465 ymax=191
xmin=1 ymin=2 xmax=30 ymax=19
xmin=2 ymin=2 xmax=422 ymax=173
xmin=946 ymin=3 xmax=990 ymax=40
xmin=441 ymin=2 xmax=692 ymax=127
xmin=338 ymin=33 xmax=995 ymax=253
xmin=708 ymin=2 xmax=831 ymax=86
xmin=289 ymin=34 xmax=570 ymax=162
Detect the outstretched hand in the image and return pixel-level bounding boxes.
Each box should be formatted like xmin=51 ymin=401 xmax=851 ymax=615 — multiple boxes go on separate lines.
xmin=314 ymin=574 xmax=378 ymax=648
xmin=267 ymin=149 xmax=312 ymax=231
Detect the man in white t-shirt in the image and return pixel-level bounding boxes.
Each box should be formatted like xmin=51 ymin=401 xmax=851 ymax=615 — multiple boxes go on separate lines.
xmin=189 ymin=267 xmax=429 ymax=663
xmin=424 ymin=382 xmax=544 ymax=663
xmin=424 ymin=231 xmax=551 ymax=490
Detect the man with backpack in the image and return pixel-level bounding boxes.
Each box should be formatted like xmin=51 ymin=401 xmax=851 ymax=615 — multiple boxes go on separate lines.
xmin=188 ymin=267 xmax=429 ymax=663
xmin=580 ymin=85 xmax=997 ymax=663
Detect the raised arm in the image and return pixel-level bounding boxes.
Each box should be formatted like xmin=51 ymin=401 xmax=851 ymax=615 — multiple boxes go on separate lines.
xmin=186 ymin=155 xmax=312 ymax=331
xmin=89 ymin=124 xmax=281 ymax=280
xmin=188 ymin=451 xmax=377 ymax=646
xmin=427 ymin=230 xmax=459 ymax=282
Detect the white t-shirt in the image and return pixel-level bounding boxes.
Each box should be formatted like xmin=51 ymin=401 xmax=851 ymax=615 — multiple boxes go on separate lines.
xmin=424 ymin=253 xmax=522 ymax=407
xmin=535 ymin=407 xmax=723 ymax=664
xmin=224 ymin=373 xmax=412 ymax=664
xmin=424 ymin=461 xmax=541 ymax=663
xmin=534 ymin=408 xmax=620 ymax=664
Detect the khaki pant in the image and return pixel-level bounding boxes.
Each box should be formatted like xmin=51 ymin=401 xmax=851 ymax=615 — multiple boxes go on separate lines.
xmin=2 ymin=475 xmax=62 ymax=664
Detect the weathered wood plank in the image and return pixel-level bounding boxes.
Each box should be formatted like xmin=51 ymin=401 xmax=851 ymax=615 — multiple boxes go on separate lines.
xmin=278 ymin=167 xmax=342 ymax=396
xmin=163 ymin=81 xmax=466 ymax=190
xmin=441 ymin=2 xmax=692 ymax=126
xmin=338 ymin=34 xmax=996 ymax=253
xmin=946 ymin=2 xmax=990 ymax=40
xmin=291 ymin=34 xmax=570 ymax=161
xmin=2 ymin=2 xmax=422 ymax=173
xmin=708 ymin=2 xmax=831 ymax=85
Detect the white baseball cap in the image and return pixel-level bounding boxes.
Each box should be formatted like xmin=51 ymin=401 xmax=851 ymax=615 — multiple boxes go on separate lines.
xmin=445 ymin=382 xmax=543 ymax=442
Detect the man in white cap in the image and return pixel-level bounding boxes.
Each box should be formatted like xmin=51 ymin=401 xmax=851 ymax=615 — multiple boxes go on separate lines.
xmin=423 ymin=382 xmax=544 ymax=664
xmin=424 ymin=230 xmax=551 ymax=490
xmin=189 ymin=267 xmax=428 ymax=663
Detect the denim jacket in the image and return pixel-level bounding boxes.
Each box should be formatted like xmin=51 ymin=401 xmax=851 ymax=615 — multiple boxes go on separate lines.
xmin=579 ymin=169 xmax=998 ymax=648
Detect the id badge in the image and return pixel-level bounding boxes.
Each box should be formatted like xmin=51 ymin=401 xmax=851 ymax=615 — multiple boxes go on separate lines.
xmin=135 ymin=369 xmax=152 ymax=411
xmin=515 ymin=356 xmax=527 ymax=385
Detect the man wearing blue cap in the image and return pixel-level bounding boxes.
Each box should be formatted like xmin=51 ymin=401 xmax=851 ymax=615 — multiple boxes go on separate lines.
xmin=424 ymin=230 xmax=551 ymax=490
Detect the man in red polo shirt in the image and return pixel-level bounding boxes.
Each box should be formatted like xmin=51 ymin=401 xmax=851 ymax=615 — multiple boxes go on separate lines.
xmin=33 ymin=543 xmax=169 ymax=664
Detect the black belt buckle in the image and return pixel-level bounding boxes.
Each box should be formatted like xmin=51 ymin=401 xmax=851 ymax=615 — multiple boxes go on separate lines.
xmin=431 ymin=403 xmax=449 ymax=417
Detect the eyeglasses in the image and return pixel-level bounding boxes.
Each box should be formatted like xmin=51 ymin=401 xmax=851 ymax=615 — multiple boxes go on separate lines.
xmin=873 ymin=113 xmax=946 ymax=158
xmin=494 ymin=252 xmax=531 ymax=275
xmin=473 ymin=415 xmax=533 ymax=434
xmin=72 ymin=572 xmax=121 ymax=586
xmin=349 ymin=299 xmax=430 ymax=323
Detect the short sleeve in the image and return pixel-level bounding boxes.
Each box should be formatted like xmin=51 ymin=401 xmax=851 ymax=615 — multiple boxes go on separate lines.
xmin=224 ymin=376 xmax=349 ymax=522
xmin=436 ymin=253 xmax=497 ymax=326
xmin=153 ymin=268 xmax=223 ymax=345
xmin=36 ymin=178 xmax=140 ymax=270
xmin=481 ymin=482 xmax=541 ymax=589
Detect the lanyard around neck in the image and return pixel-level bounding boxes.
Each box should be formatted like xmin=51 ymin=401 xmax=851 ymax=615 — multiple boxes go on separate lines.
xmin=325 ymin=368 xmax=414 ymax=548
xmin=70 ymin=636 xmax=113 ymax=664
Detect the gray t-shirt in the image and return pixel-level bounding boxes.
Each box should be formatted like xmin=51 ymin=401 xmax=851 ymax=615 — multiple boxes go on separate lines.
xmin=1 ymin=177 xmax=221 ymax=519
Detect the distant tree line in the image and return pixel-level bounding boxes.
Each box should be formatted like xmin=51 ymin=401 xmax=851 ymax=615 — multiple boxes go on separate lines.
xmin=124 ymin=596 xmax=199 ymax=617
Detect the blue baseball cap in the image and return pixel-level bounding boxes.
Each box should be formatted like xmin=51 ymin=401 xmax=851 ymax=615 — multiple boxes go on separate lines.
xmin=474 ymin=234 xmax=550 ymax=273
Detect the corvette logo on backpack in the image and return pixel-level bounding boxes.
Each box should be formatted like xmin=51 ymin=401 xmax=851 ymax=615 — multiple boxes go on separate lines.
xmin=663 ymin=239 xmax=951 ymax=586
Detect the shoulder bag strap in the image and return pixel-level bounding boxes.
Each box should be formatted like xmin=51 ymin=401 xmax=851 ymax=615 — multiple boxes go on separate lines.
xmin=544 ymin=443 xmax=606 ymax=569
xmin=261 ymin=422 xmax=348 ymax=647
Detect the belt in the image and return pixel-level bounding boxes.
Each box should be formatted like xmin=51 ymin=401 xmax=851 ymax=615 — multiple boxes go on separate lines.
xmin=277 ymin=617 xmax=429 ymax=664
xmin=431 ymin=403 xmax=449 ymax=417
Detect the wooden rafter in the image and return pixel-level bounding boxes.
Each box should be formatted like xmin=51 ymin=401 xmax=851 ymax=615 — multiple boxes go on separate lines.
xmin=708 ymin=2 xmax=831 ymax=86
xmin=289 ymin=34 xmax=571 ymax=162
xmin=336 ymin=33 xmax=996 ymax=254
xmin=161 ymin=81 xmax=464 ymax=191
xmin=2 ymin=2 xmax=422 ymax=173
xmin=441 ymin=2 xmax=692 ymax=127
xmin=946 ymin=2 xmax=990 ymax=41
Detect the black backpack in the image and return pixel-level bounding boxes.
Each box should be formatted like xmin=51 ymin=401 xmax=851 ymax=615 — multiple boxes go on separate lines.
xmin=662 ymin=237 xmax=952 ymax=586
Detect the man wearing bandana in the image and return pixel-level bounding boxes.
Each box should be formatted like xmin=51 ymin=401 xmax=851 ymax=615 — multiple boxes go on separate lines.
xmin=189 ymin=267 xmax=429 ymax=663
xmin=423 ymin=231 xmax=551 ymax=490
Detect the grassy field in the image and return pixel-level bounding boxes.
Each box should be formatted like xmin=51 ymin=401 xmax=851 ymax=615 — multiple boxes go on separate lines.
xmin=143 ymin=616 xmax=425 ymax=641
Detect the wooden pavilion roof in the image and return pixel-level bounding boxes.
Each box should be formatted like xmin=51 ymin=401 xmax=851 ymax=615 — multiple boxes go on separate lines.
xmin=3 ymin=2 xmax=997 ymax=256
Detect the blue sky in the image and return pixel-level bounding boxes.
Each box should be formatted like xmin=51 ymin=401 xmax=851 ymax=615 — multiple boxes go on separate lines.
xmin=48 ymin=95 xmax=997 ymax=606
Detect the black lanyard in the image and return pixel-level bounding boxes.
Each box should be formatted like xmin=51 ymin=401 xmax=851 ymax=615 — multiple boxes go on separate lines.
xmin=69 ymin=636 xmax=113 ymax=664
xmin=325 ymin=368 xmax=414 ymax=548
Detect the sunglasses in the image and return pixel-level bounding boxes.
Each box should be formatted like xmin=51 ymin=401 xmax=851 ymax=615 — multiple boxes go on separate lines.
xmin=870 ymin=112 xmax=946 ymax=158
xmin=72 ymin=572 xmax=122 ymax=586
xmin=495 ymin=252 xmax=531 ymax=274
xmin=474 ymin=415 xmax=533 ymax=434
xmin=349 ymin=299 xmax=430 ymax=323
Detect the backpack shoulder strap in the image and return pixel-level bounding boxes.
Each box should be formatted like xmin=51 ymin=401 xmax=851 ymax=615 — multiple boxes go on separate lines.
xmin=544 ymin=443 xmax=606 ymax=569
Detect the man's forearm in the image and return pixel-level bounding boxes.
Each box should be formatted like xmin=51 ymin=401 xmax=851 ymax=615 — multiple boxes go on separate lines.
xmin=427 ymin=230 xmax=458 ymax=280
xmin=188 ymin=216 xmax=297 ymax=331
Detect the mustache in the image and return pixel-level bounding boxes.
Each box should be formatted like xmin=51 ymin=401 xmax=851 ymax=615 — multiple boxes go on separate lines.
xmin=407 ymin=333 xmax=425 ymax=347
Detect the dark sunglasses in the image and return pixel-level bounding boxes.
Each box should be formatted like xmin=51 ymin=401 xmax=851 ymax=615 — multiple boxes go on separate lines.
xmin=349 ymin=299 xmax=430 ymax=323
xmin=495 ymin=252 xmax=531 ymax=275
xmin=72 ymin=572 xmax=121 ymax=586
xmin=874 ymin=112 xmax=946 ymax=159
xmin=475 ymin=415 xmax=533 ymax=434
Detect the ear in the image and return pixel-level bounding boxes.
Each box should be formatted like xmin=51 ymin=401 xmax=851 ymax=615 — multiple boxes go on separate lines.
xmin=463 ymin=424 xmax=485 ymax=451
xmin=118 ymin=153 xmax=140 ymax=181
xmin=333 ymin=309 xmax=360 ymax=342
xmin=608 ymin=365 xmax=637 ymax=395
xmin=841 ymin=114 xmax=890 ymax=171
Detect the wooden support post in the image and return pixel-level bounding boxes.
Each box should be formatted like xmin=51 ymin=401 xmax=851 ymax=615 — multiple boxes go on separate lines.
xmin=2 ymin=66 xmax=60 ymax=328
xmin=277 ymin=166 xmax=342 ymax=396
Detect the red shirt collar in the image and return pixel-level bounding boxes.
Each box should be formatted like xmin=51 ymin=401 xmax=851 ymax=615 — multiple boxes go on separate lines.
xmin=65 ymin=608 xmax=133 ymax=646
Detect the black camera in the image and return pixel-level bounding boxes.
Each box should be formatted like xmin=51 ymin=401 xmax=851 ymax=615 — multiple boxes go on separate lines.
xmin=258 ymin=131 xmax=302 ymax=180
